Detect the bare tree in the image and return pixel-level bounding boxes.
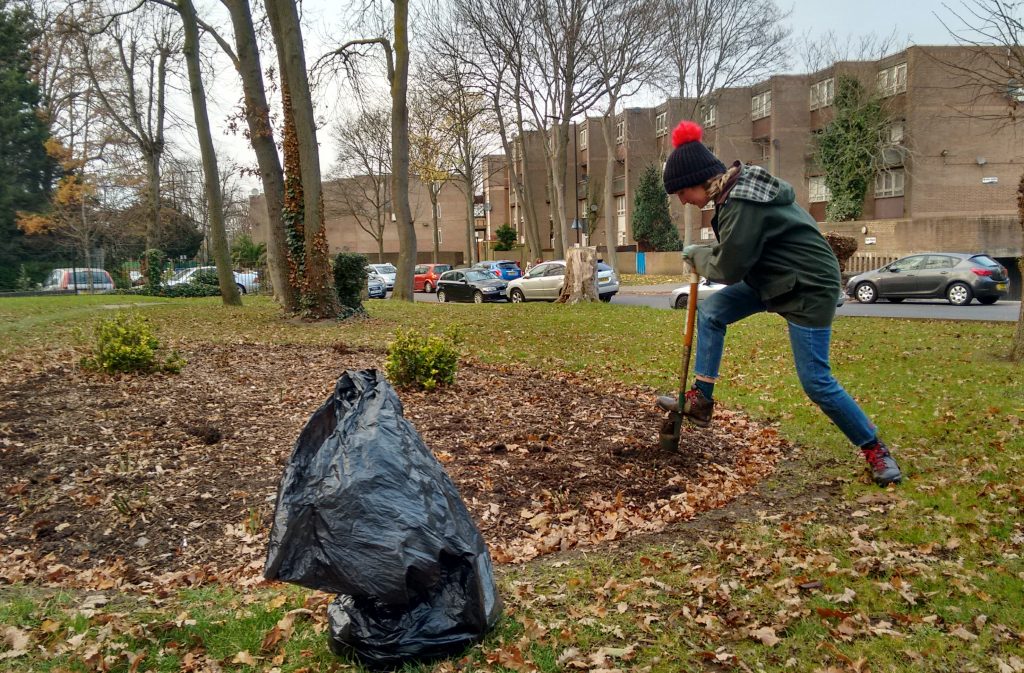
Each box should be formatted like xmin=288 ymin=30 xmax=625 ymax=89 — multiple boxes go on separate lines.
xmin=264 ymin=0 xmax=338 ymax=317
xmin=939 ymin=0 xmax=1024 ymax=361
xmin=667 ymin=0 xmax=791 ymax=115
xmin=798 ymin=28 xmax=906 ymax=73
xmin=432 ymin=0 xmax=547 ymax=261
xmin=329 ymin=106 xmax=393 ymax=262
xmin=409 ymin=85 xmax=456 ymax=264
xmin=73 ymin=2 xmax=181 ymax=250
xmin=177 ymin=0 xmax=240 ymax=305
xmin=591 ymin=0 xmax=670 ymax=272
xmin=522 ymin=0 xmax=607 ymax=258
xmin=317 ymin=0 xmax=415 ymax=301
xmin=220 ymin=0 xmax=297 ymax=310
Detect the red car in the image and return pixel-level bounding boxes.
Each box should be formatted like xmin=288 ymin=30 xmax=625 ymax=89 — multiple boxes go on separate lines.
xmin=413 ymin=263 xmax=452 ymax=293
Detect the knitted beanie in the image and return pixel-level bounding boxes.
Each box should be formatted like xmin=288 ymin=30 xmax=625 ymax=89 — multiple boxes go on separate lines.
xmin=663 ymin=121 xmax=726 ymax=194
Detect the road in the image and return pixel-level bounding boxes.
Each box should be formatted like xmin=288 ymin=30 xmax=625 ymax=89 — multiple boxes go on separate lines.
xmin=410 ymin=286 xmax=1020 ymax=321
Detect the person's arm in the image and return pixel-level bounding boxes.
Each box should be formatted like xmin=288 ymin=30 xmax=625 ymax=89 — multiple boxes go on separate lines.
xmin=689 ymin=201 xmax=764 ymax=284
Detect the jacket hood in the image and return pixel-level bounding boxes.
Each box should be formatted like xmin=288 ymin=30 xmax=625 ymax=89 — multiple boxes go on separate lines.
xmin=729 ymin=165 xmax=794 ymax=206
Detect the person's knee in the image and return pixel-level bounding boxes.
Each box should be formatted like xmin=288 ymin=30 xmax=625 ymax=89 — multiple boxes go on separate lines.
xmin=698 ymin=296 xmax=728 ymax=328
xmin=799 ymin=371 xmax=839 ymax=404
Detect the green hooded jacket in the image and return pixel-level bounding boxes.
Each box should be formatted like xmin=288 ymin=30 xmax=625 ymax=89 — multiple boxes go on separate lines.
xmin=689 ymin=164 xmax=841 ymax=327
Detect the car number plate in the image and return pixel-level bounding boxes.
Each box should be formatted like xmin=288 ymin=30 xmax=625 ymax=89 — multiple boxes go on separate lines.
xmin=997 ymin=283 xmax=1006 ymax=290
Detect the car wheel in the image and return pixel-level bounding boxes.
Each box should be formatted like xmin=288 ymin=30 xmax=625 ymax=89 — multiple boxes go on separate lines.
xmin=674 ymin=293 xmax=688 ymax=310
xmin=854 ymin=282 xmax=878 ymax=304
xmin=599 ymin=294 xmax=612 ymax=303
xmin=437 ymin=289 xmax=447 ymax=303
xmin=947 ymin=282 xmax=973 ymax=306
xmin=978 ymin=296 xmax=998 ymax=305
xmin=236 ymin=283 xmax=246 ymax=294
xmin=887 ymin=297 xmax=904 ymax=303
xmin=473 ymin=290 xmax=484 ymax=304
xmin=423 ymin=281 xmax=432 ymax=293
xmin=510 ymin=288 xmax=525 ymax=303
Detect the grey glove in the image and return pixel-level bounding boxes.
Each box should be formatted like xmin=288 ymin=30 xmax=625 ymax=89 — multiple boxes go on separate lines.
xmin=681 ymin=244 xmax=701 ymax=260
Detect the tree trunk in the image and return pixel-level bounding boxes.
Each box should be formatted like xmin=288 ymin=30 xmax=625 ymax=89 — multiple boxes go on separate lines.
xmin=556 ymin=246 xmax=598 ymax=304
xmin=464 ymin=177 xmax=475 ymax=265
xmin=267 ymin=0 xmax=337 ymax=318
xmin=178 ymin=0 xmax=241 ymax=307
xmin=494 ymin=97 xmax=541 ymax=262
xmin=430 ymin=185 xmax=440 ymax=264
xmin=1012 ymin=172 xmax=1024 ymax=362
xmin=601 ymin=103 xmax=619 ymax=271
xmin=145 ymin=153 xmax=161 ymax=251
xmin=548 ymin=124 xmax=569 ymax=258
xmin=390 ymin=0 xmax=416 ymax=301
xmin=223 ymin=0 xmax=296 ymax=311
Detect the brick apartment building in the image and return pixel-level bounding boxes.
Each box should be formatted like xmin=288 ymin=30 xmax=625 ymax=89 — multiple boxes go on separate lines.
xmin=485 ymin=45 xmax=1023 ymax=294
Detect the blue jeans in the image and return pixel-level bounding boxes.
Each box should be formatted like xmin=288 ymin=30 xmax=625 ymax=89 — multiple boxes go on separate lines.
xmin=694 ymin=282 xmax=877 ymax=447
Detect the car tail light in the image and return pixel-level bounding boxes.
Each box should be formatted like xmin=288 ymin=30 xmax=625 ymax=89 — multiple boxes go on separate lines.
xmin=494 ymin=270 xmax=501 ymax=277
xmin=971 ymin=268 xmax=993 ymax=277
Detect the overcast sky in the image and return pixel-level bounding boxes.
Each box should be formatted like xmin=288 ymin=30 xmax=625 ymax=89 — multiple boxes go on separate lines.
xmin=193 ymin=0 xmax=962 ymax=193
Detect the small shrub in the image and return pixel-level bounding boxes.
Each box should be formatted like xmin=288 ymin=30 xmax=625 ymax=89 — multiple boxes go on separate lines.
xmin=142 ymin=249 xmax=166 ymax=293
xmin=333 ymin=252 xmax=369 ymax=312
xmin=384 ymin=325 xmax=462 ymax=390
xmin=494 ymin=224 xmax=518 ymax=251
xmin=189 ymin=268 xmax=220 ymax=286
xmin=81 ymin=310 xmax=185 ymax=374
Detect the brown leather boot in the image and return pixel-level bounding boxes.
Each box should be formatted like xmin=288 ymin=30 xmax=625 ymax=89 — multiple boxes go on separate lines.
xmin=656 ymin=387 xmax=714 ymax=428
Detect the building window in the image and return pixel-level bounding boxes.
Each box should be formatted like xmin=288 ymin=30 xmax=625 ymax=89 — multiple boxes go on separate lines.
xmin=751 ymin=90 xmax=772 ymax=120
xmin=579 ymin=125 xmax=588 ymax=150
xmin=615 ymin=117 xmax=625 ymax=144
xmin=655 ymin=112 xmax=668 ymax=137
xmin=877 ymin=62 xmax=907 ymax=97
xmin=809 ymin=77 xmax=835 ymax=110
xmin=887 ymin=121 xmax=905 ymax=143
xmin=703 ymin=103 xmax=717 ymax=127
xmin=615 ymin=195 xmax=626 ymax=245
xmin=808 ymin=175 xmax=831 ymax=202
xmin=757 ymin=140 xmax=770 ymax=161
xmin=875 ymin=167 xmax=905 ymax=197
xmin=435 ymin=227 xmax=443 ymax=245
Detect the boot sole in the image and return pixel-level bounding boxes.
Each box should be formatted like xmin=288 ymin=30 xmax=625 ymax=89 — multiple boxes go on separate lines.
xmin=683 ymin=415 xmax=711 ymax=428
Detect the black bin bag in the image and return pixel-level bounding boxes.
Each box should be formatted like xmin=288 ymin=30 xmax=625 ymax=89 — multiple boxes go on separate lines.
xmin=264 ymin=369 xmax=502 ymax=670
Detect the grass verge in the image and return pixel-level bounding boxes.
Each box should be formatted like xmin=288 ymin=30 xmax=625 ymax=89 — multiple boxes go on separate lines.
xmin=1 ymin=294 xmax=1022 ymax=672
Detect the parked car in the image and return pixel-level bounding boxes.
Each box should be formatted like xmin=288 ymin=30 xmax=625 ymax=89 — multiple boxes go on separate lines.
xmin=474 ymin=259 xmax=523 ymax=281
xmin=42 ymin=268 xmax=115 ymax=292
xmin=367 ymin=273 xmax=386 ymax=299
xmin=845 ymin=252 xmax=1009 ymax=306
xmin=436 ymin=268 xmax=508 ymax=303
xmin=505 ymin=260 xmax=619 ymax=302
xmin=669 ymin=278 xmax=727 ymax=309
xmin=413 ymin=263 xmax=452 ymax=293
xmin=166 ymin=266 xmax=259 ymax=294
xmin=366 ymin=263 xmax=397 ymax=291
xmin=671 ymin=279 xmax=846 ymax=309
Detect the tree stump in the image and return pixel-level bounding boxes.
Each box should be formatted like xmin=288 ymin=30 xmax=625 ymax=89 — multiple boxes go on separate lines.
xmin=823 ymin=231 xmax=858 ymax=272
xmin=556 ymin=246 xmax=598 ymax=304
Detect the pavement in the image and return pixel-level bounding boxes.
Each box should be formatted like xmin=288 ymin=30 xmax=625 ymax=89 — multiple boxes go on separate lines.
xmin=618 ymin=283 xmax=680 ymax=295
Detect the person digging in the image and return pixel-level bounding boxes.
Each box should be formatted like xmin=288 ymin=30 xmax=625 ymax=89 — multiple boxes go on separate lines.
xmin=656 ymin=120 xmax=903 ymax=487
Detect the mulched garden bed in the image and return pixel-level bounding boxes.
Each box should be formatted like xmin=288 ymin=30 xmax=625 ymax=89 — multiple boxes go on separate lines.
xmin=0 ymin=342 xmax=789 ymax=590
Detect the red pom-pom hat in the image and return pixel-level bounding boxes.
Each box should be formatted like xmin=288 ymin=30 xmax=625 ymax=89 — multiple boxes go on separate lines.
xmin=663 ymin=120 xmax=725 ymax=194
xmin=671 ymin=120 xmax=703 ymax=147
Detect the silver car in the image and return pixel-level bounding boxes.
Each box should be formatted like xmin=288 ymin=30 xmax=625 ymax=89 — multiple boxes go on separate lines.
xmin=669 ymin=278 xmax=727 ymax=309
xmin=505 ymin=261 xmax=619 ymax=302
xmin=845 ymin=252 xmax=1009 ymax=306
xmin=366 ymin=263 xmax=397 ymax=290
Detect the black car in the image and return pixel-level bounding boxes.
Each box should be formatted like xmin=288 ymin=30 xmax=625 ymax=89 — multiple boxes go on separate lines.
xmin=845 ymin=252 xmax=1010 ymax=306
xmin=436 ymin=268 xmax=508 ymax=303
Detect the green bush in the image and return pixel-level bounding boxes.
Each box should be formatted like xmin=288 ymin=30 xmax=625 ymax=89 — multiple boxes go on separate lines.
xmin=494 ymin=224 xmax=518 ymax=251
xmin=384 ymin=325 xmax=462 ymax=390
xmin=81 ymin=310 xmax=185 ymax=374
xmin=190 ymin=268 xmax=220 ymax=286
xmin=142 ymin=249 xmax=166 ymax=293
xmin=333 ymin=252 xmax=369 ymax=312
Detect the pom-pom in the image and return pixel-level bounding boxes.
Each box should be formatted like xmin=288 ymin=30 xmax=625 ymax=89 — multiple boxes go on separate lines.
xmin=672 ymin=120 xmax=703 ymax=148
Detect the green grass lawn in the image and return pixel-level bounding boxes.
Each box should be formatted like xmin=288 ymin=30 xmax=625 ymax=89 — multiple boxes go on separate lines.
xmin=2 ymin=294 xmax=1022 ymax=672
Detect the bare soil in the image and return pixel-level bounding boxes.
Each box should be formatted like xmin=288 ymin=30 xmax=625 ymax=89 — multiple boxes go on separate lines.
xmin=0 ymin=343 xmax=789 ymax=589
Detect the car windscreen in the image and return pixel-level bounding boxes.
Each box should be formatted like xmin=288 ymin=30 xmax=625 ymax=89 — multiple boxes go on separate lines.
xmin=597 ymin=263 xmax=612 ymax=272
xmin=464 ymin=270 xmax=493 ymax=282
xmin=497 ymin=262 xmax=518 ymax=269
xmin=170 ymin=268 xmax=194 ymax=282
xmin=435 ymin=265 xmax=451 ymax=272
xmin=374 ymin=264 xmax=397 ymax=273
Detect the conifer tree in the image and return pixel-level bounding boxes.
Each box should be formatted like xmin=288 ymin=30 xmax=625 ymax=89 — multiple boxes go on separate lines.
xmin=631 ymin=164 xmax=682 ymax=252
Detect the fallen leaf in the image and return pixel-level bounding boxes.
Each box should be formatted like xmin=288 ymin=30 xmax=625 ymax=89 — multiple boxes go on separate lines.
xmin=750 ymin=626 xmax=781 ymax=646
